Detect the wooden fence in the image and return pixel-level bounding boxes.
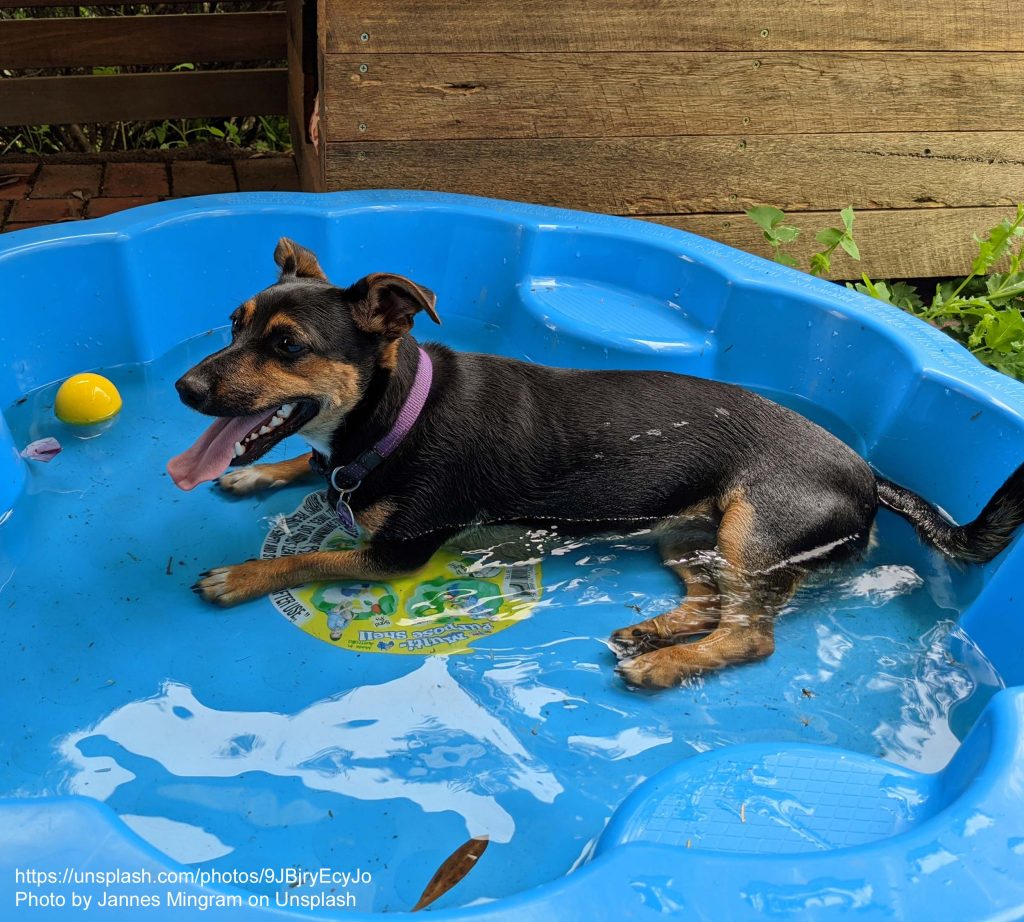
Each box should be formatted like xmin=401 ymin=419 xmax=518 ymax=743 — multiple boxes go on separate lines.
xmin=0 ymin=0 xmax=287 ymax=126
xmin=309 ymin=0 xmax=1024 ymax=279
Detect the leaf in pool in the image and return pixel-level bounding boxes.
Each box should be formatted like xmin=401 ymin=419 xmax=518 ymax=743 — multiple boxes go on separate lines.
xmin=19 ymin=437 xmax=61 ymax=462
xmin=412 ymin=836 xmax=489 ymax=911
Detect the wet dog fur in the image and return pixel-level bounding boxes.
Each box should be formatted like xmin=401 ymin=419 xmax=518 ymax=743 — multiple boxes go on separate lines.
xmin=175 ymin=239 xmax=1024 ymax=689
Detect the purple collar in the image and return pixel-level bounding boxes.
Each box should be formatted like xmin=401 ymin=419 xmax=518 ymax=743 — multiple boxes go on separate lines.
xmin=325 ymin=346 xmax=433 ymax=496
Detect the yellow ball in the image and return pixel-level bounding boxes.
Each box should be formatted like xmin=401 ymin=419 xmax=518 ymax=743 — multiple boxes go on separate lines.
xmin=54 ymin=373 xmax=122 ymax=425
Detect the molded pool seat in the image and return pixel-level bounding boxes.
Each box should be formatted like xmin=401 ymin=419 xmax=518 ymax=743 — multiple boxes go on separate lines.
xmin=597 ymin=746 xmax=937 ymax=855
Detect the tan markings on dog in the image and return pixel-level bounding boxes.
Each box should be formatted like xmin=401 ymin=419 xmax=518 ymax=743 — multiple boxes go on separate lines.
xmin=610 ymin=546 xmax=721 ymax=655
xmin=239 ymin=298 xmax=257 ymax=323
xmin=617 ymin=559 xmax=804 ymax=689
xmin=286 ymin=356 xmax=363 ymax=448
xmin=218 ymin=453 xmax=315 ymax=496
xmin=379 ymin=338 xmax=402 ymax=370
xmin=617 ymin=621 xmax=777 ymax=689
xmin=275 ymin=237 xmax=327 ymax=281
xmin=252 ymin=356 xmax=360 ymax=416
xmin=717 ymin=489 xmax=757 ymax=570
xmin=263 ymin=312 xmax=302 ymax=337
xmin=354 ymin=273 xmax=441 ymax=336
xmin=209 ymin=351 xmax=263 ymax=403
xmin=357 ymin=500 xmax=396 ymax=536
xmin=198 ymin=549 xmax=421 ymax=606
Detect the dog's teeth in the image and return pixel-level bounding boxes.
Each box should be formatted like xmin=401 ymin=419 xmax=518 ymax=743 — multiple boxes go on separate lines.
xmin=259 ymin=425 xmax=272 ymax=435
xmin=269 ymin=415 xmax=284 ymax=428
xmin=279 ymin=403 xmax=294 ymax=418
xmin=233 ymin=441 xmax=244 ymax=457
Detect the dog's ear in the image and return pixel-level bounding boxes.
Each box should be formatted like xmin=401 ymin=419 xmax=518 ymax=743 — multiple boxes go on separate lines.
xmin=352 ymin=273 xmax=441 ymax=337
xmin=274 ymin=237 xmax=328 ymax=282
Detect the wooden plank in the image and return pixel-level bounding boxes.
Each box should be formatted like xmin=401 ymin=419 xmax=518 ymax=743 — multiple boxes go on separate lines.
xmin=287 ymin=0 xmax=323 ymax=190
xmin=325 ymin=133 xmax=1024 ymax=214
xmin=325 ymin=52 xmax=1024 ymax=141
xmin=3 ymin=13 xmax=286 ymax=68
xmin=655 ymin=207 xmax=1018 ymax=280
xmin=323 ymin=0 xmax=1024 ymax=54
xmin=0 ymin=70 xmax=288 ymax=126
xmin=0 ymin=0 xmax=275 ymax=6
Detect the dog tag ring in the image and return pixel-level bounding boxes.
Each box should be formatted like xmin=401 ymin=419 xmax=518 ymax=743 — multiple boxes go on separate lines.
xmin=335 ymin=491 xmax=361 ymax=539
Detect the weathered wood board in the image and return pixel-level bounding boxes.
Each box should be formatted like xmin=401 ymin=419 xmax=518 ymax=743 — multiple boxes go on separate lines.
xmin=326 ymin=134 xmax=1024 ymax=215
xmin=323 ymin=0 xmax=1024 ymax=53
xmin=312 ymin=1 xmax=1024 ymax=277
xmin=325 ymin=53 xmax=1024 ymax=142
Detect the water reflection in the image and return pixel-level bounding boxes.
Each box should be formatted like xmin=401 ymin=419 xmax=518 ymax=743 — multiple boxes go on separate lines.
xmin=60 ymin=657 xmax=563 ymax=850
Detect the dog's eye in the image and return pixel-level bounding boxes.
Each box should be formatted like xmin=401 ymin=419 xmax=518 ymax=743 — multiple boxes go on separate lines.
xmin=274 ymin=336 xmax=307 ymax=357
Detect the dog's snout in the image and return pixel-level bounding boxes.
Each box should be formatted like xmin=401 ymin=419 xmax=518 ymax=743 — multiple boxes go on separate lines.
xmin=175 ymin=372 xmax=210 ymax=409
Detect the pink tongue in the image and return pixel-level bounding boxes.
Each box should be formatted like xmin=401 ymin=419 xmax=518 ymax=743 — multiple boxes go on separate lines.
xmin=167 ymin=411 xmax=270 ymax=491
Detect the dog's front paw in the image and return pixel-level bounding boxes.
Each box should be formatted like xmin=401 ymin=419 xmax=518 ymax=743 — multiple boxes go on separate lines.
xmin=193 ymin=560 xmax=278 ymax=606
xmin=616 ymin=647 xmax=701 ymax=689
xmin=217 ymin=466 xmax=286 ymax=496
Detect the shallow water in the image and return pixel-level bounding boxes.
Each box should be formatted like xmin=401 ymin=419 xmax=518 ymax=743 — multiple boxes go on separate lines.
xmin=0 ymin=324 xmax=1002 ymax=912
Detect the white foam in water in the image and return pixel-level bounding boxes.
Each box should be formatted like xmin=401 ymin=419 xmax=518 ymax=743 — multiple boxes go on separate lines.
xmin=836 ymin=565 xmax=924 ymax=606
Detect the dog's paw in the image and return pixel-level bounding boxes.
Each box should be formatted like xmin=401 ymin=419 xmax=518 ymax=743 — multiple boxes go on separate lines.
xmin=615 ymin=647 xmax=701 ymax=689
xmin=193 ymin=561 xmax=275 ymax=606
xmin=217 ymin=466 xmax=287 ymax=496
xmin=609 ymin=618 xmax=668 ymax=658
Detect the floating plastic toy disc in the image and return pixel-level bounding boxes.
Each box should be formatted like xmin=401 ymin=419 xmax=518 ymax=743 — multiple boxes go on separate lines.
xmin=261 ymin=491 xmax=542 ymax=654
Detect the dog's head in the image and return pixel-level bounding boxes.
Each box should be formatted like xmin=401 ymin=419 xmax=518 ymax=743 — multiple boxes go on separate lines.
xmin=168 ymin=238 xmax=439 ymax=490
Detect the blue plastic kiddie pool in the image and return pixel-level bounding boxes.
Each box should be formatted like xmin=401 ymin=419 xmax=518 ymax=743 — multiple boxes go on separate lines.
xmin=1 ymin=192 xmax=1022 ymax=919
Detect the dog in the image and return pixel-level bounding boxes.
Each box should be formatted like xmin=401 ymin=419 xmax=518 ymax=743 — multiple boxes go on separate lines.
xmin=169 ymin=238 xmax=1024 ymax=689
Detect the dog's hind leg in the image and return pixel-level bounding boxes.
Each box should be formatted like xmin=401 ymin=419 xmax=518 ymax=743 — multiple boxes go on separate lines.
xmin=609 ymin=546 xmax=721 ymax=657
xmin=617 ymin=491 xmax=804 ymax=689
xmin=218 ymin=453 xmax=318 ymax=495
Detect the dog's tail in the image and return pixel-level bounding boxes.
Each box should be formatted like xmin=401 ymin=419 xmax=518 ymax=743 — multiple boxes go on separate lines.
xmin=876 ymin=462 xmax=1024 ymax=564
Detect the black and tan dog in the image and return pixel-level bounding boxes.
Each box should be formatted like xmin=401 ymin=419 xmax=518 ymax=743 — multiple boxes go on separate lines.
xmin=169 ymin=239 xmax=1024 ymax=688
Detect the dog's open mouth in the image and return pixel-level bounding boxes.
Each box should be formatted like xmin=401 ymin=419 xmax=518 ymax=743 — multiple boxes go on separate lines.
xmin=228 ymin=398 xmax=319 ymax=466
xmin=168 ymin=399 xmax=318 ymax=491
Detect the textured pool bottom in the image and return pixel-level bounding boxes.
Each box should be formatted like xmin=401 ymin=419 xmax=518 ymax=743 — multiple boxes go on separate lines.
xmin=0 ymin=326 xmax=1002 ymax=912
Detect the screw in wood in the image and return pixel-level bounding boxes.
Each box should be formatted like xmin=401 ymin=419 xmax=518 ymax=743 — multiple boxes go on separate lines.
xmin=360 ymin=32 xmax=370 ymax=42
xmin=359 ymin=64 xmax=368 ymax=73
xmin=760 ymin=29 xmax=769 ymax=37
xmin=752 ymin=60 xmax=761 ymax=68
xmin=358 ymin=123 xmax=367 ymax=132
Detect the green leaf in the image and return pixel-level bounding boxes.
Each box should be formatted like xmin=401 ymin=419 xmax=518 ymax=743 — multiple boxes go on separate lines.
xmin=840 ymin=206 xmax=855 ymax=234
xmin=774 ymin=225 xmax=800 ymax=244
xmin=746 ymin=206 xmax=786 ymax=233
xmin=815 ymin=227 xmax=844 ymax=247
xmin=775 ymin=251 xmax=799 ymax=268
xmin=839 ymin=236 xmax=861 ymax=261
xmin=980 ymin=308 xmax=1024 ymax=353
xmin=888 ymin=281 xmax=924 ymax=312
xmin=869 ymin=280 xmax=892 ymax=303
xmin=809 ymin=252 xmax=831 ymax=276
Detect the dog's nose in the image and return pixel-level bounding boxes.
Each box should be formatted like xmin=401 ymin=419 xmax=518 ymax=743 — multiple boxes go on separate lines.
xmin=175 ymin=373 xmax=209 ymax=409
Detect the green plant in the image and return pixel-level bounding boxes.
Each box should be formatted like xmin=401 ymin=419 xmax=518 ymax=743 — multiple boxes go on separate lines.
xmin=745 ymin=205 xmax=859 ymax=276
xmin=744 ymin=202 xmax=1024 ymax=381
xmin=850 ymin=204 xmax=1024 ymax=379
